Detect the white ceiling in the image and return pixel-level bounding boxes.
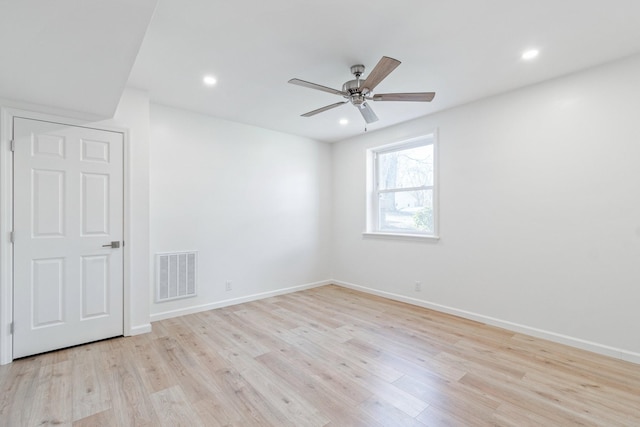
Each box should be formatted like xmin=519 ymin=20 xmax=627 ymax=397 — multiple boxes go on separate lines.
xmin=127 ymin=0 xmax=640 ymax=142
xmin=0 ymin=0 xmax=157 ymax=119
xmin=2 ymin=1 xmax=640 ymax=142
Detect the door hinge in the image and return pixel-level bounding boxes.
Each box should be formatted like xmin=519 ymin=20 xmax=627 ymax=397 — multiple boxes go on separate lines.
xmin=9 ymin=231 xmax=14 ymax=243
xmin=9 ymin=139 xmax=15 ymax=152
xmin=9 ymin=322 xmax=13 ymax=334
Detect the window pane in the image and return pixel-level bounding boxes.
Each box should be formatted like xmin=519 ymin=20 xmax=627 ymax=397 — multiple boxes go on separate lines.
xmin=378 ymin=189 xmax=434 ymax=233
xmin=378 ymin=144 xmax=433 ymax=190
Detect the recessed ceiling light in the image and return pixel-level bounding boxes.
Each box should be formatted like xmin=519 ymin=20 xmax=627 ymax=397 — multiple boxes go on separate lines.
xmin=203 ymin=75 xmax=217 ymax=86
xmin=521 ymin=49 xmax=539 ymax=61
xmin=339 ymin=118 xmax=349 ymax=125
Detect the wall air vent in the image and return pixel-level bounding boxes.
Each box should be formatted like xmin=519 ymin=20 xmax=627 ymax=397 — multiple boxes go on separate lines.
xmin=156 ymin=251 xmax=197 ymax=302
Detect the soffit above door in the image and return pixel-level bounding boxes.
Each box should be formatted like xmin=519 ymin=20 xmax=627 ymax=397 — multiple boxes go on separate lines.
xmin=0 ymin=0 xmax=157 ymax=120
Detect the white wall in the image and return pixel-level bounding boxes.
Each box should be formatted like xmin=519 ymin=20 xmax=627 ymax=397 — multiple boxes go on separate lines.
xmin=331 ymin=55 xmax=640 ymax=362
xmin=97 ymin=88 xmax=151 ymax=334
xmin=149 ymin=104 xmax=332 ymax=319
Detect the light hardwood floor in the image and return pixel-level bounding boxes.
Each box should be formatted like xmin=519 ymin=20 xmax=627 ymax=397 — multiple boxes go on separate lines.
xmin=1 ymin=285 xmax=639 ymax=426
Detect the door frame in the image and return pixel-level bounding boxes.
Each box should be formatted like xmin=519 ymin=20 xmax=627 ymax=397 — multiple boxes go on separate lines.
xmin=0 ymin=108 xmax=132 ymax=364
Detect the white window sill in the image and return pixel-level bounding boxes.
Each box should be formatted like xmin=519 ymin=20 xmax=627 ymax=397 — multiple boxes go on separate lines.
xmin=362 ymin=232 xmax=440 ymax=242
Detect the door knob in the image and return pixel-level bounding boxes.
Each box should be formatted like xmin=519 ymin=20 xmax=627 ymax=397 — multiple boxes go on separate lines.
xmin=102 ymin=241 xmax=120 ymax=248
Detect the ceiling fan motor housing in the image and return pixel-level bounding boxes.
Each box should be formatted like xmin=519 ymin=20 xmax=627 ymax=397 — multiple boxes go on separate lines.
xmin=343 ymin=79 xmax=365 ymax=91
xmin=343 ymin=76 xmax=367 ymax=105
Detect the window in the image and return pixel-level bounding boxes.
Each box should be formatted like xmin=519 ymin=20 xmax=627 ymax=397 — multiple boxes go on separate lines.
xmin=366 ymin=134 xmax=437 ymax=238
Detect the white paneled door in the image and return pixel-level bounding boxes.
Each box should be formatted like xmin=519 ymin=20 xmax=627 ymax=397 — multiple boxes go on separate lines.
xmin=12 ymin=117 xmax=124 ymax=358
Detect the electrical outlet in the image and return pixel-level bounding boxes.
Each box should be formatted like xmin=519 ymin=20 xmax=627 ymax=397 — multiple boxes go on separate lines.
xmin=225 ymin=280 xmax=232 ymax=291
xmin=414 ymin=281 xmax=422 ymax=292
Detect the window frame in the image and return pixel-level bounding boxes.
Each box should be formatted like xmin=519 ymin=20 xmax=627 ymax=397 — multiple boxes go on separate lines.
xmin=365 ymin=132 xmax=439 ymax=240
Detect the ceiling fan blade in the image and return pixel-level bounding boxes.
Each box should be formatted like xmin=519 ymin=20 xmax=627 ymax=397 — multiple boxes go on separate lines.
xmin=358 ymin=102 xmax=379 ymax=123
xmin=361 ymin=56 xmax=401 ymax=94
xmin=373 ymin=92 xmax=436 ymax=102
xmin=301 ymin=101 xmax=348 ymax=117
xmin=288 ymin=78 xmax=347 ymax=96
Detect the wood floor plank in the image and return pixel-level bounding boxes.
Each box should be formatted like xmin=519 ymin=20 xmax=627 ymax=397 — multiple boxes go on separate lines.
xmin=71 ymin=346 xmax=111 ymax=421
xmin=0 ymin=358 xmax=41 ymax=424
xmin=202 ymin=310 xmax=271 ymax=358
xmin=241 ymin=367 xmax=330 ymax=427
xmin=1 ymin=284 xmax=639 ymax=426
xmin=458 ymin=372 xmax=601 ymax=426
xmin=101 ymin=344 xmax=161 ymax=426
xmin=521 ymin=371 xmax=640 ymax=425
xmin=149 ymin=385 xmax=204 ymax=427
xmin=192 ymin=395 xmax=249 ymax=426
xmin=153 ymin=334 xmax=224 ymax=402
xmin=416 ymin=404 xmax=481 ymax=427
xmin=359 ymin=396 xmax=428 ymax=427
xmin=72 ymin=408 xmax=117 ymax=427
xmin=342 ymin=337 xmax=467 ymax=383
xmin=394 ymin=372 xmax=501 ymax=411
xmin=266 ymin=333 xmax=375 ymax=406
xmin=491 ymin=401 xmax=576 ymax=427
xmin=254 ymin=349 xmax=379 ymax=424
xmin=212 ymin=367 xmax=293 ymax=426
xmin=507 ymin=333 xmax=640 ymax=391
xmin=27 ymin=360 xmax=73 ymax=426
xmin=132 ymin=337 xmax=176 ymax=395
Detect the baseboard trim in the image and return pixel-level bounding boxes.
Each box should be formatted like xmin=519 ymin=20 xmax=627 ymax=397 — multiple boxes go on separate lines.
xmin=150 ymin=280 xmax=331 ymax=322
xmin=333 ymin=280 xmax=640 ymax=365
xmin=127 ymin=323 xmax=152 ymax=336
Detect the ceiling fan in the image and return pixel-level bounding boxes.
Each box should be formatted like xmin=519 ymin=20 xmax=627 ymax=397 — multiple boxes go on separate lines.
xmin=288 ymin=56 xmax=435 ymax=124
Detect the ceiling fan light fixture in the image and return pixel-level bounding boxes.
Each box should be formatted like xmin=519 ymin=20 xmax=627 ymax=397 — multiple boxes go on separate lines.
xmin=521 ymin=49 xmax=539 ymax=61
